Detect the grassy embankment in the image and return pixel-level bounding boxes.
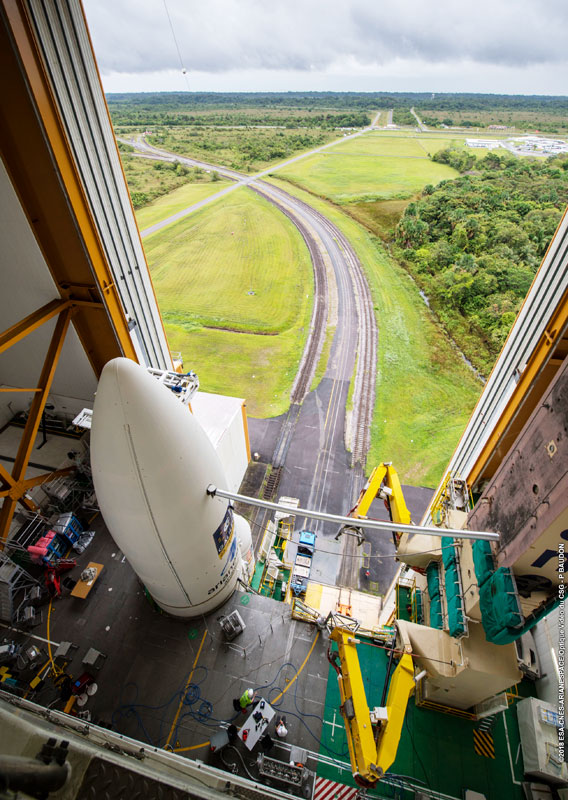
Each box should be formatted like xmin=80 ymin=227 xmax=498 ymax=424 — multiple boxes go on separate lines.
xmin=118 ymin=142 xmax=223 ymax=209
xmin=268 ymin=130 xmax=482 ymax=486
xmin=140 ymin=187 xmax=313 ymax=418
xmin=136 ymin=180 xmax=232 ymax=230
xmin=274 ymin=132 xmax=459 ymax=202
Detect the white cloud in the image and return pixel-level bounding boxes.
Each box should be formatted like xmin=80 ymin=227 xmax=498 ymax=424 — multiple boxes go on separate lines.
xmin=83 ymin=0 xmax=568 ymax=94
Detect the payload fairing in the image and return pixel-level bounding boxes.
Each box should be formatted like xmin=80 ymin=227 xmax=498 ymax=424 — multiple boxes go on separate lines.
xmin=90 ymin=358 xmax=245 ymax=617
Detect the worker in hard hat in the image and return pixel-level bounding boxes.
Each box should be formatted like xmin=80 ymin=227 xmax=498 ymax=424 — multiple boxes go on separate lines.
xmin=233 ymin=688 xmax=256 ymax=713
xmin=240 ymin=688 xmax=255 ymax=710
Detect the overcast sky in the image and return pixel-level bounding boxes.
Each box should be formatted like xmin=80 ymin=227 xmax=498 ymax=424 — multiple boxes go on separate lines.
xmin=84 ymin=0 xmax=568 ymax=96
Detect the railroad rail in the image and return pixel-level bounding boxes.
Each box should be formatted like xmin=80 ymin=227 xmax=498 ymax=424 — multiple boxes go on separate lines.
xmin=130 ymin=137 xmax=378 ymax=469
xmin=255 ymin=182 xmax=377 ymax=467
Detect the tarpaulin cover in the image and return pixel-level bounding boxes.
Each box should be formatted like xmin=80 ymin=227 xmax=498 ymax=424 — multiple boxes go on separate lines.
xmin=429 ymin=594 xmax=443 ymax=629
xmin=479 ymin=567 xmax=523 ymax=644
xmin=472 ymin=539 xmax=494 ymax=588
xmin=415 ymin=588 xmax=423 ymax=623
xmin=426 ymin=561 xmax=440 ymax=600
xmin=441 ymin=536 xmax=456 ymax=570
xmin=444 ymin=564 xmax=460 ymax=597
xmin=444 ymin=562 xmax=465 ymax=637
xmin=447 ymin=592 xmax=466 ymax=637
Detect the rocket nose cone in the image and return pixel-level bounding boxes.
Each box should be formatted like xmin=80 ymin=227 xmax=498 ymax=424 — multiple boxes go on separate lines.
xmin=95 ymin=357 xmax=150 ymax=407
xmin=90 ymin=357 xmax=238 ymax=617
xmin=91 ymin=357 xmax=229 ymax=498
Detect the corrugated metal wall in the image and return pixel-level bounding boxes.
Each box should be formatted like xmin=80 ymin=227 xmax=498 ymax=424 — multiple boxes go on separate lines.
xmin=26 ymin=0 xmax=171 ymax=370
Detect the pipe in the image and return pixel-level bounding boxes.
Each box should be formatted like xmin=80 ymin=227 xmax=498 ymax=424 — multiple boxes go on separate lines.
xmin=381 ymin=641 xmax=397 ymax=706
xmin=0 ymin=755 xmax=69 ymax=795
xmin=206 ymin=486 xmax=499 ymax=542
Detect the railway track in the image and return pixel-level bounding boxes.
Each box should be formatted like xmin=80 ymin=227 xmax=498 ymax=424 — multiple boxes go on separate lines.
xmin=255 ymin=182 xmax=377 ymax=468
xmin=250 ymin=187 xmax=328 ymax=405
xmin=130 ymin=137 xmax=377 ymax=469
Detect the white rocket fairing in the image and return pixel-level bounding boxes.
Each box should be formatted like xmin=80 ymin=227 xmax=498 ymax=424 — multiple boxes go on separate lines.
xmin=90 ymin=358 xmax=240 ymax=617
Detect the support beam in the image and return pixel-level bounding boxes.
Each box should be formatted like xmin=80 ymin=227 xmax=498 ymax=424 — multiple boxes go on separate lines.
xmin=0 ymin=3 xmax=137 ymax=375
xmin=0 ymin=299 xmax=70 ymax=355
xmin=0 ymin=389 xmax=42 ymax=393
xmin=468 ymin=286 xmax=568 ymax=490
xmin=0 ymin=459 xmax=37 ymax=510
xmin=0 ymin=467 xmax=76 ymax=500
xmin=0 ymin=464 xmax=14 ymax=490
xmin=206 ymin=485 xmax=500 ymax=542
xmin=0 ymin=309 xmax=72 ymax=542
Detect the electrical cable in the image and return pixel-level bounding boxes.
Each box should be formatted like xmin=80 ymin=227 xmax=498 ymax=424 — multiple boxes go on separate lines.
xmin=162 ymin=0 xmax=191 ymax=90
xmin=221 ymin=745 xmax=258 ymax=782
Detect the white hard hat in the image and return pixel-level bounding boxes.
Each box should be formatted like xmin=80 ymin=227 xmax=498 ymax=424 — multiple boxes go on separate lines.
xmin=247 ymin=688 xmax=254 ymax=699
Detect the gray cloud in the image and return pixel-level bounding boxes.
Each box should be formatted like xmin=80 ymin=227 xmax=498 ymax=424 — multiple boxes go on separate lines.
xmin=84 ymin=0 xmax=568 ymax=84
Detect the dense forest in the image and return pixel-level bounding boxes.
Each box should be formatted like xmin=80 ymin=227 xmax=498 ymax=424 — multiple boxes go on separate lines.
xmin=107 ymin=91 xmax=568 ymax=113
xmin=107 ymin=92 xmax=568 ymax=131
xmin=394 ymin=151 xmax=568 ymax=373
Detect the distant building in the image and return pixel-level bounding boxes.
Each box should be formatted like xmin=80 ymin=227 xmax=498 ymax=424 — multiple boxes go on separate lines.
xmin=508 ymin=136 xmax=568 ymax=155
xmin=466 ymin=139 xmax=502 ymax=150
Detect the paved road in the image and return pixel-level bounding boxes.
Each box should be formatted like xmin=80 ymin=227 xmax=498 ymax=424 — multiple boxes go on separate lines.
xmin=128 ymin=123 xmax=372 ymax=238
xmin=410 ymin=106 xmax=428 ymax=132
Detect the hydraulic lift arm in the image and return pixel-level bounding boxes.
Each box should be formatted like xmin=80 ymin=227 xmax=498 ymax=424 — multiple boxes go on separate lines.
xmin=328 ymin=628 xmax=415 ymax=786
xmin=349 ymin=463 xmax=411 ymax=541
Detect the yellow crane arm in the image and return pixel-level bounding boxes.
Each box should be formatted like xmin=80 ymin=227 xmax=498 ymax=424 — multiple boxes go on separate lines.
xmin=328 ymin=628 xmax=415 ymax=786
xmin=350 ymin=463 xmax=411 ymax=530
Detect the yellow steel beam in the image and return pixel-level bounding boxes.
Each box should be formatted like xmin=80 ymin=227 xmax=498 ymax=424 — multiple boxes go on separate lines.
xmin=330 ymin=628 xmax=382 ymax=785
xmin=0 ymin=3 xmax=137 ymax=375
xmin=352 ymin=464 xmax=387 ymax=519
xmin=0 ymin=466 xmax=76 ymax=500
xmin=0 ymin=464 xmax=15 ymax=490
xmin=0 ymin=299 xmax=70 ymax=355
xmin=241 ymin=402 xmax=251 ymax=462
xmin=467 ymin=283 xmax=568 ymax=489
xmin=351 ymin=464 xmax=411 ymax=530
xmin=0 ymin=308 xmax=72 ymax=542
xmin=384 ymin=465 xmax=412 ymax=527
xmin=330 ymin=630 xmax=416 ymax=785
xmin=375 ymin=653 xmax=415 ymax=775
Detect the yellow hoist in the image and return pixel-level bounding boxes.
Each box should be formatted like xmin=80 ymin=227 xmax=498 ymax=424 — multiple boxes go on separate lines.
xmin=329 ymin=463 xmax=416 ymax=785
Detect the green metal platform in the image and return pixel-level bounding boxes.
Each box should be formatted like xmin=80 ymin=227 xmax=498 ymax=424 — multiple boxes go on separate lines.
xmin=318 ymin=637 xmax=528 ymax=799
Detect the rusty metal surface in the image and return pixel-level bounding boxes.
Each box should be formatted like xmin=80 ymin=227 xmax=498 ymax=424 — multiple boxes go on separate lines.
xmin=469 ymin=357 xmax=568 ymax=553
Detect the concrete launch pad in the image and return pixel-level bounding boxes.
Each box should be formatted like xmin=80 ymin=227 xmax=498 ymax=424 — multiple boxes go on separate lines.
xmin=1 ymin=510 xmax=531 ymax=800
xmin=12 ymin=516 xmax=330 ymax=760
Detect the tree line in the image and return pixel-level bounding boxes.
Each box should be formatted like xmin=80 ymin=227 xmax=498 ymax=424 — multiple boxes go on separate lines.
xmin=107 ymin=91 xmax=568 ymax=115
xmin=394 ymin=151 xmax=568 ymax=373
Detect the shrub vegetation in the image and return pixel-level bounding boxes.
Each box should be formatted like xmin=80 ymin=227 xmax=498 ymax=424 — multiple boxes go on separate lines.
xmin=394 ymin=150 xmax=568 ymax=372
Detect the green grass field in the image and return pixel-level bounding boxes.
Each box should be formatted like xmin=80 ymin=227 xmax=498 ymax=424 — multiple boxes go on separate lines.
xmin=268 ymin=177 xmax=481 ymax=487
xmin=143 ymin=186 xmax=313 ymax=417
xmin=118 ymin=147 xmax=220 ymax=208
xmin=326 ymin=132 xmax=448 ymax=157
xmin=136 ymin=181 xmax=231 ymax=230
xmin=275 ymin=132 xmax=458 ymax=203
